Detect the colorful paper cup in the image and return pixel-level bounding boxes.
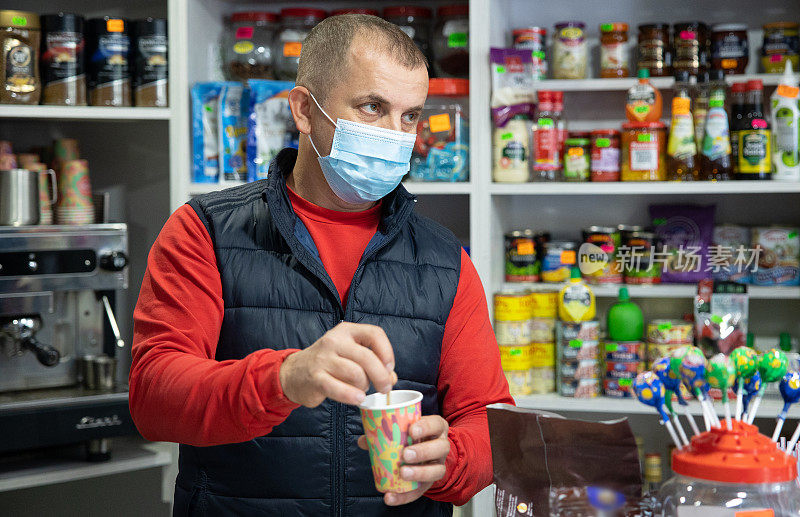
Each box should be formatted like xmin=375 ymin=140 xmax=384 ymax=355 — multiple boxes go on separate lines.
xmin=359 ymin=390 xmax=423 ymax=494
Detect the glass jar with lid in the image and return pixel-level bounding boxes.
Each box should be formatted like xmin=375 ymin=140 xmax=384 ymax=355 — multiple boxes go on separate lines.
xmin=637 ymin=23 xmax=672 ymax=77
xmin=600 ymin=23 xmax=629 ymax=78
xmin=621 ymin=121 xmax=667 ymax=181
xmin=411 ymin=78 xmax=469 ymax=182
xmin=383 ymin=6 xmax=433 ymax=66
xmin=273 ymin=8 xmax=327 ymax=81
xmin=222 ymin=11 xmax=278 ymax=81
xmin=673 ymin=21 xmax=709 ymax=75
xmin=711 ymin=24 xmax=749 ymax=75
xmin=552 ymin=21 xmax=587 ymax=79
xmin=431 ymin=4 xmax=469 ymax=78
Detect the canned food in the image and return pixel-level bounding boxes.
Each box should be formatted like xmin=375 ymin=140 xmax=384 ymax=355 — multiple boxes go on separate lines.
xmin=605 ymin=361 xmax=644 ymax=379
xmin=505 ymin=369 xmax=533 ymax=396
xmin=560 ymin=378 xmax=599 ymax=398
xmin=604 ymin=378 xmax=634 ymax=398
xmin=541 ymin=241 xmax=577 ymax=283
xmin=647 ymin=319 xmax=694 ymax=344
xmin=580 ymin=226 xmax=622 ymax=284
xmin=558 ymin=320 xmax=600 ymax=342
xmin=647 ymin=343 xmax=686 ymax=367
xmin=530 ymin=290 xmax=558 ymax=317
xmin=560 ymin=340 xmax=599 ymax=360
xmin=531 ymin=367 xmax=556 ymax=394
xmin=499 ymin=344 xmax=534 ymax=371
xmin=530 ymin=317 xmax=556 ymax=342
xmin=512 ymin=27 xmax=547 ymax=80
xmin=505 ymin=230 xmax=540 ymax=282
xmin=530 ymin=342 xmax=555 ymax=367
xmin=560 ymin=359 xmax=600 ymax=379
xmin=617 ymin=225 xmax=644 ymax=246
xmin=622 ymin=231 xmax=662 ymax=285
xmin=494 ymin=288 xmax=532 ymax=321
xmin=495 ymin=320 xmax=531 ymax=346
xmin=604 ymin=341 xmax=645 ymax=362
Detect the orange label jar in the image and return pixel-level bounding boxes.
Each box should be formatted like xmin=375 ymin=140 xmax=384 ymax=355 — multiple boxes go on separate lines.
xmin=600 ymin=23 xmax=629 ymax=78
xmin=621 ymin=122 xmax=667 ymax=181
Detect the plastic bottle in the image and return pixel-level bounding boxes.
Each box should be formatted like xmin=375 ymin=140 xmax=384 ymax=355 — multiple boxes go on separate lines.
xmin=558 ymin=267 xmax=596 ymax=322
xmin=667 ymin=71 xmax=699 ymax=180
xmin=700 ymin=70 xmax=733 ymax=181
xmin=736 ymin=79 xmax=772 ymax=180
xmin=626 ymin=68 xmax=663 ymax=123
xmin=729 ymin=82 xmax=747 ymax=175
xmin=770 ymin=61 xmax=800 ymax=181
xmin=693 ymin=71 xmax=710 ymax=150
xmin=531 ymin=90 xmax=561 ymax=181
xmin=607 ymin=287 xmax=644 ymax=341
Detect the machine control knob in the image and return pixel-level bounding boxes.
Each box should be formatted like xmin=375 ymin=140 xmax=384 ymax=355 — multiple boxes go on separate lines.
xmin=99 ymin=251 xmax=128 ymax=271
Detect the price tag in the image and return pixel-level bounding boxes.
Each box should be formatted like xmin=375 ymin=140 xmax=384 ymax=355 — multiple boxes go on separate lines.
xmin=428 ymin=113 xmax=452 ymax=133
xmin=789 ymin=231 xmax=798 ymax=238
xmin=568 ymin=147 xmax=584 ymax=157
xmin=107 ymin=19 xmax=124 ymax=32
xmin=283 ymin=41 xmax=302 ymax=57
xmin=234 ymin=41 xmax=254 ymax=54
xmin=605 ymin=343 xmax=619 ymax=352
xmin=721 ymin=58 xmax=737 ymax=69
xmin=595 ymin=138 xmax=610 ymax=148
xmin=538 ymin=117 xmax=554 ymax=129
xmin=561 ymin=250 xmax=576 ymax=264
xmin=658 ymin=322 xmax=672 ymax=330
xmin=501 ymin=132 xmax=513 ymax=140
xmin=517 ymin=241 xmax=534 ymax=255
xmin=637 ymin=133 xmax=652 ymax=143
xmin=11 ymin=15 xmax=27 ymax=27
xmin=778 ymin=84 xmax=800 ymax=99
xmin=619 ymin=378 xmax=633 ymax=387
xmin=495 ymin=65 xmax=506 ymax=74
xmin=600 ymin=23 xmax=613 ymax=32
xmin=235 ymin=27 xmax=254 ymax=39
xmin=448 ymin=32 xmax=468 ymax=48
xmin=569 ymin=339 xmax=583 ymax=348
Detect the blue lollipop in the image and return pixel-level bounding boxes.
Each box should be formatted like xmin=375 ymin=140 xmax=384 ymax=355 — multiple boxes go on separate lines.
xmin=634 ymin=372 xmax=684 ymax=449
xmin=740 ymin=371 xmax=762 ymax=417
xmin=653 ymin=357 xmax=695 ymax=440
xmin=679 ymin=347 xmax=720 ymax=429
xmin=772 ymin=371 xmax=800 ymax=442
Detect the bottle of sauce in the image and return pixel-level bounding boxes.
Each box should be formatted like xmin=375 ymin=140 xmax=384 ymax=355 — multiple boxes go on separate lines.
xmin=667 ymin=71 xmax=699 ymax=180
xmin=736 ymin=79 xmax=772 ymax=180
xmin=626 ymin=69 xmax=662 ymax=123
xmin=700 ymin=70 xmax=732 ymax=181
xmin=558 ymin=267 xmax=596 ymax=322
xmin=532 ymin=90 xmax=560 ymax=181
xmin=729 ymin=82 xmax=747 ymax=175
xmin=493 ymin=114 xmax=531 ymax=183
xmin=692 ymin=71 xmax=710 ymax=151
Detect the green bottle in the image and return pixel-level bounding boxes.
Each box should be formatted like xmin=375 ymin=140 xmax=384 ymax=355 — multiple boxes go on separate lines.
xmin=607 ymin=287 xmax=644 ymax=342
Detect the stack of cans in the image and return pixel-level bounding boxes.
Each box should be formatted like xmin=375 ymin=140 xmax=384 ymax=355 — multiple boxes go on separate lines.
xmin=646 ymin=319 xmax=694 ymax=368
xmin=494 ymin=287 xmax=534 ymax=397
xmin=557 ymin=321 xmax=600 ymax=398
xmin=603 ymin=341 xmax=645 ymax=397
xmin=529 ymin=290 xmax=557 ymax=394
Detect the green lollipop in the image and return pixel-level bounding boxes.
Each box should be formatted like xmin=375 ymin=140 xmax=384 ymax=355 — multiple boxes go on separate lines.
xmin=707 ymin=353 xmax=736 ymax=428
xmin=730 ymin=346 xmax=758 ymax=421
xmin=746 ymin=349 xmax=789 ymax=424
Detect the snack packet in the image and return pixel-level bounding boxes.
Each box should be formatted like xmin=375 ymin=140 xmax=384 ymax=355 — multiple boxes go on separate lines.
xmin=219 ymin=82 xmax=250 ymax=183
xmin=191 ymin=82 xmax=224 ymax=183
xmin=650 ymin=204 xmax=715 ymax=283
xmin=247 ymin=80 xmax=296 ymax=181
xmin=490 ymin=48 xmax=536 ymax=128
xmin=694 ymin=279 xmax=748 ymax=355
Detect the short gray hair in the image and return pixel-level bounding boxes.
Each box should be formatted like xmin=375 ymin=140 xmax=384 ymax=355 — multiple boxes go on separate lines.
xmin=296 ymin=14 xmax=428 ymax=102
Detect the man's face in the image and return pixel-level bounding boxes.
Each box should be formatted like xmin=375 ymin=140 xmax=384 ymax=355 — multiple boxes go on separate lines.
xmin=310 ymin=33 xmax=429 ymax=155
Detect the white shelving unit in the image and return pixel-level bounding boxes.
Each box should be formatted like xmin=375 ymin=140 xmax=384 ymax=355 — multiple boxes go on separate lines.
xmin=504 ymin=282 xmax=800 ymax=299
xmin=0 ymin=106 xmax=172 ymax=121
xmin=529 ymin=72 xmax=798 ymax=92
xmin=491 ymin=180 xmax=800 ymax=195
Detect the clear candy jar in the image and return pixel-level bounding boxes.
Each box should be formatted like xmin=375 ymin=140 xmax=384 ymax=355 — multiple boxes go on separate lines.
xmin=273 ymin=8 xmax=326 ymax=81
xmin=657 ymin=421 xmax=800 ymax=516
xmin=409 ymin=78 xmax=469 ymax=182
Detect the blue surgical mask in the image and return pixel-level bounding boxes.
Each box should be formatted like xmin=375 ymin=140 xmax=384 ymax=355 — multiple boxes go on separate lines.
xmin=307 ymin=91 xmax=416 ymax=204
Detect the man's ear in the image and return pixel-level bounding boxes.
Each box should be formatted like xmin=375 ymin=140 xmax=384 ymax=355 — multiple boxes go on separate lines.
xmin=288 ymin=86 xmax=312 ymax=136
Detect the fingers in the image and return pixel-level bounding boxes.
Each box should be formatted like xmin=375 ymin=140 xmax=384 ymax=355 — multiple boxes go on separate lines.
xmin=400 ymin=463 xmax=447 ymax=483
xmin=384 ymin=484 xmax=431 ymax=506
xmin=403 ymin=436 xmax=450 ymax=464
xmin=341 ymin=323 xmax=395 ymax=371
xmin=409 ymin=415 xmax=449 ymax=442
xmin=316 ymin=371 xmax=366 ymax=406
xmin=336 ymin=336 xmax=394 ymax=393
xmin=327 ymin=357 xmax=370 ymax=392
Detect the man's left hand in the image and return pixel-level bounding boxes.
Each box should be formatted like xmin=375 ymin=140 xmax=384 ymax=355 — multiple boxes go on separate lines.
xmin=357 ymin=414 xmax=450 ymax=506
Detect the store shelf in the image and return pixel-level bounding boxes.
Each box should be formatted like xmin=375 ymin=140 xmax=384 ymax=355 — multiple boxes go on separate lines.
xmin=0 ymin=105 xmax=172 ymax=121
xmin=503 ymin=282 xmax=800 ymax=300
xmin=403 ymin=182 xmax=472 ymax=195
xmin=490 ymin=181 xmax=800 ymax=196
xmin=0 ymin=438 xmax=171 ymax=493
xmin=530 ymin=73 xmax=797 ymax=92
xmin=515 ymin=393 xmax=790 ymax=418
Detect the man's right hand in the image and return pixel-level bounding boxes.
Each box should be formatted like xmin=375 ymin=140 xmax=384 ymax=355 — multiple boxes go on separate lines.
xmin=279 ymin=322 xmax=398 ymax=407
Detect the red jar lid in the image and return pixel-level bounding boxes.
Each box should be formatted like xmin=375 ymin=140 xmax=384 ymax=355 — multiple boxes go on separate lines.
xmin=383 ymin=6 xmax=432 ymax=19
xmin=332 ymin=8 xmax=379 ymax=16
xmin=672 ymin=421 xmax=798 ymax=484
xmin=280 ymin=8 xmax=327 ymax=20
xmin=231 ymin=11 xmax=278 ymax=23
xmin=428 ymin=78 xmax=469 ymax=96
xmin=622 ymin=121 xmax=666 ymax=129
xmin=437 ymin=4 xmax=468 ymax=17
xmin=592 ymin=129 xmax=620 ymax=136
xmin=513 ymin=27 xmax=546 ymax=36
xmin=746 ymin=79 xmax=764 ymax=91
xmin=730 ymin=82 xmax=747 ymax=93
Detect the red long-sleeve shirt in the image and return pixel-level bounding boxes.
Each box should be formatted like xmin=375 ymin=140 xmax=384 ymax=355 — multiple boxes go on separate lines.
xmin=129 ymin=187 xmax=512 ymax=506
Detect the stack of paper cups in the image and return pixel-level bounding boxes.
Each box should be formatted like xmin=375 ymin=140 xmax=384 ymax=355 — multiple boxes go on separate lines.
xmin=0 ymin=140 xmax=16 ymax=170
xmin=557 ymin=321 xmax=600 ymax=397
xmin=56 ymin=159 xmax=94 ymax=225
xmin=646 ymin=319 xmax=694 ymax=368
xmin=529 ymin=290 xmax=557 ymax=394
xmin=52 ymin=138 xmax=80 ymax=171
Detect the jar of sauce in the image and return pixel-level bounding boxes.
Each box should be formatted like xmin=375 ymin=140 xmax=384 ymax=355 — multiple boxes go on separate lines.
xmin=590 ymin=129 xmax=621 ymax=182
xmin=0 ymin=10 xmax=41 ymax=104
xmin=432 ymin=4 xmax=469 ymax=78
xmin=673 ymin=21 xmax=708 ymax=75
xmin=382 ymin=6 xmax=433 ymax=66
xmin=513 ymin=27 xmax=547 ymax=80
xmin=563 ymin=137 xmax=591 ymax=181
xmin=274 ymin=8 xmax=327 ymax=81
xmin=762 ymin=22 xmax=799 ymax=74
xmin=552 ymin=21 xmax=587 ymax=79
xmin=711 ymin=24 xmax=748 ymax=75
xmin=600 ymin=23 xmax=629 ymax=78
xmin=621 ymin=122 xmax=667 ymax=181
xmin=637 ymin=23 xmax=671 ymax=77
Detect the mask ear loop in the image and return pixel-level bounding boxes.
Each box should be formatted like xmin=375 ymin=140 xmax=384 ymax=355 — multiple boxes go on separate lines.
xmin=307 ymin=91 xmax=338 ymax=158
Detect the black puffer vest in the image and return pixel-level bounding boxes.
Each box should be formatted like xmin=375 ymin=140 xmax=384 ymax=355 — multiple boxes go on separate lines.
xmin=173 ymin=149 xmax=460 ymax=516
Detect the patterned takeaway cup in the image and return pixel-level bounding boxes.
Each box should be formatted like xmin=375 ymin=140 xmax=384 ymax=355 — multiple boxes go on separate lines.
xmin=57 ymin=159 xmax=93 ymax=209
xmin=359 ymin=390 xmax=423 ymax=494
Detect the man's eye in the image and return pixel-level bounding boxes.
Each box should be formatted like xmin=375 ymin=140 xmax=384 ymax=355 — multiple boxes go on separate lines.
xmin=362 ymin=103 xmax=379 ymax=114
xmin=403 ymin=113 xmax=418 ymax=124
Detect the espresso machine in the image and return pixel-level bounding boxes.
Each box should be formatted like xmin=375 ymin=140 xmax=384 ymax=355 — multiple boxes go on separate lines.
xmin=0 ymin=224 xmax=137 ymax=460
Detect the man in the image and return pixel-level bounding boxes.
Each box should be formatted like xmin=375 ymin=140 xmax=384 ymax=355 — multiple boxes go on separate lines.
xmin=130 ymin=14 xmax=511 ymax=517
